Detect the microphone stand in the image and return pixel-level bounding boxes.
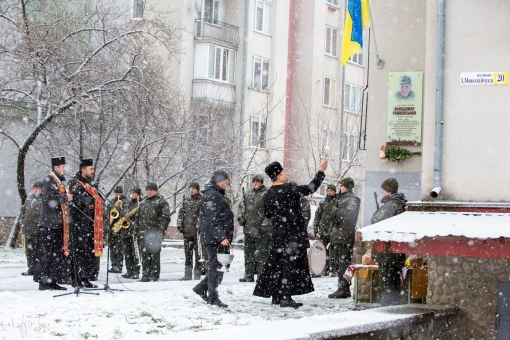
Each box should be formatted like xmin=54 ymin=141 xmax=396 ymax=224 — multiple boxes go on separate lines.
xmin=54 ymin=202 xmax=100 ymax=297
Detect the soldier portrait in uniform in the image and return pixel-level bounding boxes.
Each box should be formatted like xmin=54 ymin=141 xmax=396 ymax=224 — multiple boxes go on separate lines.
xmin=395 ymin=75 xmax=414 ymax=99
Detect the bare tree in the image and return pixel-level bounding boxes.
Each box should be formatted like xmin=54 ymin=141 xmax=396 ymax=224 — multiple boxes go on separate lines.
xmin=0 ymin=0 xmax=179 ymax=204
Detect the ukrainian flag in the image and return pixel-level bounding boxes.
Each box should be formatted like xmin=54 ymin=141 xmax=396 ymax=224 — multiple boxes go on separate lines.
xmin=341 ymin=0 xmax=371 ymax=66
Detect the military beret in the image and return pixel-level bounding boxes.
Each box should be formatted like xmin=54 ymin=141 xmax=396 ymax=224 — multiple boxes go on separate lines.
xmin=189 ymin=182 xmax=200 ymax=191
xmin=400 ymin=75 xmax=412 ymax=85
xmin=252 ymin=174 xmax=264 ymax=183
xmin=146 ymin=182 xmax=158 ymax=191
xmin=130 ymin=186 xmax=142 ymax=195
xmin=381 ymin=178 xmax=399 ymax=194
xmin=339 ymin=178 xmax=355 ymax=192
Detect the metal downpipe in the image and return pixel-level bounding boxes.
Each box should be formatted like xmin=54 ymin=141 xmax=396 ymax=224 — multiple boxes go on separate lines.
xmin=431 ymin=0 xmax=445 ymax=199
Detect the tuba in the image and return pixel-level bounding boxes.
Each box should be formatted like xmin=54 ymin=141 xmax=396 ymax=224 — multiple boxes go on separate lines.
xmin=112 ymin=198 xmax=140 ymax=233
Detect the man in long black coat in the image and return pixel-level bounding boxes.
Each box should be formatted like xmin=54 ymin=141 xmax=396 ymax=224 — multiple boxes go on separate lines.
xmin=33 ymin=156 xmax=71 ymax=291
xmin=68 ymin=159 xmax=104 ymax=288
xmin=192 ymin=170 xmax=233 ymax=308
xmin=253 ymin=159 xmax=327 ymax=308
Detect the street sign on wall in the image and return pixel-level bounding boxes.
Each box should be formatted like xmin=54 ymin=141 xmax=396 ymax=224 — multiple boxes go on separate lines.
xmin=460 ymin=72 xmax=508 ymax=86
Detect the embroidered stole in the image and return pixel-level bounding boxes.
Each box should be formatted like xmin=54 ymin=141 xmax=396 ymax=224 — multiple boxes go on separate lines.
xmin=80 ymin=181 xmax=104 ymax=257
xmin=48 ymin=172 xmax=70 ymax=256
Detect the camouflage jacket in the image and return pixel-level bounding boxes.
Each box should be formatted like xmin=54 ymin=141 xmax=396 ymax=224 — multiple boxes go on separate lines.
xmin=237 ymin=186 xmax=271 ymax=236
xmin=331 ymin=192 xmax=360 ymax=244
xmin=313 ymin=195 xmax=338 ymax=237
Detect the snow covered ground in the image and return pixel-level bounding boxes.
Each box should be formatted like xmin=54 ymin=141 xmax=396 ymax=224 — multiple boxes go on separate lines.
xmin=0 ymin=245 xmax=363 ymax=339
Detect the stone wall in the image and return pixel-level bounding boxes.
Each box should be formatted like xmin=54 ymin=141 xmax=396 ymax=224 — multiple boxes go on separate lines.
xmin=427 ymin=255 xmax=508 ymax=339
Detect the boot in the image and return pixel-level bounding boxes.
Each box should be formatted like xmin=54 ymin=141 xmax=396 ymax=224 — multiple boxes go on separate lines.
xmin=81 ymin=278 xmax=98 ymax=288
xmin=21 ymin=271 xmax=34 ymax=276
xmin=328 ymin=287 xmax=351 ymax=299
xmin=330 ymin=272 xmax=338 ymax=277
xmin=121 ymin=272 xmax=132 ymax=278
xmin=180 ymin=267 xmax=192 ymax=281
xmin=108 ymin=267 xmax=122 ymax=273
xmin=51 ymin=282 xmax=68 ymax=291
xmin=271 ymin=296 xmax=280 ymax=305
xmin=208 ymin=299 xmax=228 ymax=308
xmin=280 ymin=298 xmax=303 ymax=308
xmin=193 ymin=274 xmax=201 ymax=280
xmin=138 ymin=276 xmax=151 ymax=282
xmin=38 ymin=283 xmax=53 ymax=291
xmin=192 ymin=286 xmax=208 ymax=302
xmin=239 ymin=276 xmax=254 ymax=282
xmin=128 ymin=273 xmax=139 ymax=279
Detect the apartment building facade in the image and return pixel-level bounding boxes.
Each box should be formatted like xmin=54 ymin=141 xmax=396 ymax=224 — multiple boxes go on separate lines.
xmin=154 ymin=0 xmax=368 ymax=207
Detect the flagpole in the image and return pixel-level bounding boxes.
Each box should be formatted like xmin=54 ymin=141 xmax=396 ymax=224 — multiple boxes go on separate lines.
xmin=339 ymin=0 xmax=347 ymax=172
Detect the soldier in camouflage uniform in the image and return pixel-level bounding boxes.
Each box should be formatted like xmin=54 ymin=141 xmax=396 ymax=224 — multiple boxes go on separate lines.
xmin=177 ymin=182 xmax=203 ymax=281
xmin=134 ymin=182 xmax=171 ymax=282
xmin=313 ymin=184 xmax=337 ymax=277
xmin=20 ymin=181 xmax=43 ymax=276
xmin=371 ymin=178 xmax=407 ymax=306
xmin=328 ymin=178 xmax=360 ymax=298
xmin=238 ymin=175 xmax=271 ymax=282
xmin=117 ymin=186 xmax=142 ymax=279
xmin=106 ymin=186 xmax=125 ymax=273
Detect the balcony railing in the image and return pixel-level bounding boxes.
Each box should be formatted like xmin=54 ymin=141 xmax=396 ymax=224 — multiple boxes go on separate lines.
xmin=191 ymin=79 xmax=236 ymax=107
xmin=195 ymin=18 xmax=239 ymax=50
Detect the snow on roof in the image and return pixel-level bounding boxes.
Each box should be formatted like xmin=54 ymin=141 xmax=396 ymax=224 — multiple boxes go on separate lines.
xmin=361 ymin=211 xmax=510 ymax=242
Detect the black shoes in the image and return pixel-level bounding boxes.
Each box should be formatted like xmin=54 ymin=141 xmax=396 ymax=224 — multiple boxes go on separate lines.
xmin=280 ymin=298 xmax=303 ymax=309
xmin=138 ymin=276 xmax=151 ymax=282
xmin=239 ymin=277 xmax=255 ymax=282
xmin=108 ymin=267 xmax=122 ymax=273
xmin=328 ymin=288 xmax=351 ymax=299
xmin=81 ymin=278 xmax=98 ymax=288
xmin=208 ymin=299 xmax=228 ymax=308
xmin=39 ymin=282 xmax=67 ymax=291
xmin=39 ymin=283 xmax=53 ymax=291
xmin=192 ymin=286 xmax=208 ymax=302
xmin=51 ymin=283 xmax=68 ymax=290
xmin=21 ymin=271 xmax=34 ymax=276
xmin=271 ymin=296 xmax=280 ymax=305
xmin=121 ymin=272 xmax=139 ymax=279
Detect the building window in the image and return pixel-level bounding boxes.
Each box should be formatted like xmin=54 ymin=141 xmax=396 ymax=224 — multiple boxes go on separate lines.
xmin=133 ymin=0 xmax=144 ymax=19
xmin=208 ymin=45 xmax=235 ymax=84
xmin=204 ymin=0 xmax=219 ymax=22
xmin=341 ymin=133 xmax=360 ymax=163
xmin=349 ymin=50 xmax=363 ymax=66
xmin=323 ymin=77 xmax=336 ymax=108
xmin=325 ymin=26 xmax=338 ymax=57
xmin=326 ymin=0 xmax=339 ymax=7
xmin=254 ymin=1 xmax=271 ymax=35
xmin=344 ymin=83 xmax=362 ymax=114
xmin=250 ymin=115 xmax=267 ymax=148
xmin=252 ymin=56 xmax=269 ymax=91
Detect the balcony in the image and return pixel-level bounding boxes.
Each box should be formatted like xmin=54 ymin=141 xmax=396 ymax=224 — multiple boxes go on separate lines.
xmin=195 ymin=18 xmax=239 ymax=50
xmin=191 ymin=79 xmax=236 ymax=107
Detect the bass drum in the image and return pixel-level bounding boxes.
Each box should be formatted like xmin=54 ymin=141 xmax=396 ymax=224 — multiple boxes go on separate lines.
xmin=307 ymin=240 xmax=327 ymax=276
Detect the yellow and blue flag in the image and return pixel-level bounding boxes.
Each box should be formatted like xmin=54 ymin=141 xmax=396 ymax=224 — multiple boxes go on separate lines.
xmin=341 ymin=0 xmax=371 ymax=66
